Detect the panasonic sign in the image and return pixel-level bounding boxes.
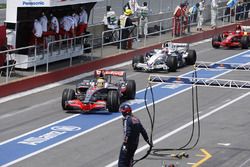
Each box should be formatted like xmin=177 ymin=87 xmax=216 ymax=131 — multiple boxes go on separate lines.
xmin=18 ymin=126 xmax=81 ymax=146
xmin=22 ymin=1 xmax=45 ymax=6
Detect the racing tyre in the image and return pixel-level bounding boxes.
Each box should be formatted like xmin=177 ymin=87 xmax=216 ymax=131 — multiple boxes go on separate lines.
xmin=124 ymin=80 xmax=136 ymax=100
xmin=212 ymin=35 xmax=221 ymax=49
xmin=132 ymin=55 xmax=144 ymax=70
xmin=240 ymin=36 xmax=249 ymax=49
xmin=62 ymin=88 xmax=76 ymax=110
xmin=186 ymin=50 xmax=197 ymax=65
xmin=107 ymin=90 xmax=120 ymax=112
xmin=166 ymin=56 xmax=178 ymax=72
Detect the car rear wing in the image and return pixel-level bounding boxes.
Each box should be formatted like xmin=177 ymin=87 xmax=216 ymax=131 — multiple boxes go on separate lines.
xmin=95 ymin=69 xmax=126 ymax=80
xmin=162 ymin=41 xmax=189 ymax=50
xmin=167 ymin=42 xmax=189 ymax=53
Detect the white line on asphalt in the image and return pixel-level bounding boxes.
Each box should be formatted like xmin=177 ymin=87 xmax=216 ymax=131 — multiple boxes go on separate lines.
xmin=105 ymin=92 xmax=250 ymax=167
xmin=217 ymin=143 xmax=231 ymax=146
xmin=0 ymin=39 xmax=213 ymax=104
xmin=239 ymin=158 xmax=250 ymax=167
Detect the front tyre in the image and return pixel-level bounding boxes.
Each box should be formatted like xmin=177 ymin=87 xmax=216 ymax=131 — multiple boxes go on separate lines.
xmin=107 ymin=90 xmax=120 ymax=112
xmin=166 ymin=56 xmax=178 ymax=72
xmin=62 ymin=88 xmax=76 ymax=110
xmin=212 ymin=35 xmax=222 ymax=48
xmin=241 ymin=36 xmax=249 ymax=49
xmin=132 ymin=55 xmax=144 ymax=70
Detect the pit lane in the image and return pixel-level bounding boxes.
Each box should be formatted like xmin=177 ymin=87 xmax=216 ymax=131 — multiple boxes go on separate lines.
xmin=0 ymin=41 xmax=250 ymax=167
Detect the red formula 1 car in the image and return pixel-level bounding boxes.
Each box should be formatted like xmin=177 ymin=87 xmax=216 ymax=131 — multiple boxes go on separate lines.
xmin=61 ymin=69 xmax=136 ymax=113
xmin=212 ymin=25 xmax=250 ymax=49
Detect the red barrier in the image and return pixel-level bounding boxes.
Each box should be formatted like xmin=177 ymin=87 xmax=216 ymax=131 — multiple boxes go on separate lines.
xmin=1 ymin=20 xmax=250 ymax=98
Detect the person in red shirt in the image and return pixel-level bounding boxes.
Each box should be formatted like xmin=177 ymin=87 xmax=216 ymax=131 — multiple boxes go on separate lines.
xmin=0 ymin=41 xmax=9 ymax=76
xmin=173 ymin=2 xmax=188 ymax=36
xmin=0 ymin=44 xmax=8 ymax=67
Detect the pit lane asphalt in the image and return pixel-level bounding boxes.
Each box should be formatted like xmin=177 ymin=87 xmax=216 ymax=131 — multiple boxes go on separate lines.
xmin=1 ymin=41 xmax=250 ymax=167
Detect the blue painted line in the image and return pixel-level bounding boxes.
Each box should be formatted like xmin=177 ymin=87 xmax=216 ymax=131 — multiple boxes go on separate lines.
xmin=0 ymin=50 xmax=250 ymax=166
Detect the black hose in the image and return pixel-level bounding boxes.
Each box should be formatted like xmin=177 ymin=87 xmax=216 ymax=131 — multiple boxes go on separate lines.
xmin=151 ymin=68 xmax=201 ymax=156
xmin=132 ymin=83 xmax=155 ymax=166
xmin=133 ymin=67 xmax=202 ymax=165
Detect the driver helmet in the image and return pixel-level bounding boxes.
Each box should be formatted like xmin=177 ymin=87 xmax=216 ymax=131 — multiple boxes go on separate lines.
xmin=236 ymin=24 xmax=242 ymax=33
xmin=124 ymin=9 xmax=132 ymax=16
xmin=96 ymin=78 xmax=105 ymax=88
xmin=119 ymin=104 xmax=132 ymax=117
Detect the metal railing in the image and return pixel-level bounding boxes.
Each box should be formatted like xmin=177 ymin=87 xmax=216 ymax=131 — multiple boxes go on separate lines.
xmin=1 ymin=2 xmax=250 ymax=85
xmin=46 ymin=33 xmax=93 ymax=72
xmin=144 ymin=17 xmax=173 ymax=45
xmin=101 ymin=25 xmax=138 ymax=57
xmin=0 ymin=45 xmax=37 ymax=83
xmin=217 ymin=2 xmax=250 ymax=25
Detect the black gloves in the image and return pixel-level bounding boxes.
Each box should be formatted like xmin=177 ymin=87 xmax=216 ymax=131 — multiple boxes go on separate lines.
xmin=122 ymin=143 xmax=127 ymax=152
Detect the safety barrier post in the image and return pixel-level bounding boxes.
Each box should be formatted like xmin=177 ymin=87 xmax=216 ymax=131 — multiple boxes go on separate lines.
xmin=34 ymin=46 xmax=37 ymax=75
xmin=143 ymin=22 xmax=147 ymax=47
xmin=159 ymin=21 xmax=162 ymax=43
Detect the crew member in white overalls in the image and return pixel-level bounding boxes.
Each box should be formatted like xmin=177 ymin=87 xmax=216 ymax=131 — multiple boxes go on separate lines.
xmin=124 ymin=0 xmax=141 ymax=15
xmin=138 ymin=2 xmax=149 ymax=38
xmin=31 ymin=19 xmax=43 ymax=45
xmin=103 ymin=6 xmax=118 ymax=42
xmin=211 ymin=0 xmax=218 ymax=29
xmin=197 ymin=0 xmax=205 ymax=31
xmin=39 ymin=12 xmax=48 ymax=34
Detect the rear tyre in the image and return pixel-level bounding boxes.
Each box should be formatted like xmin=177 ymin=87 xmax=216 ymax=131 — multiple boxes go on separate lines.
xmin=132 ymin=55 xmax=144 ymax=70
xmin=186 ymin=50 xmax=197 ymax=65
xmin=107 ymin=90 xmax=120 ymax=112
xmin=124 ymin=80 xmax=136 ymax=100
xmin=62 ymin=88 xmax=76 ymax=110
xmin=166 ymin=56 xmax=178 ymax=72
xmin=241 ymin=36 xmax=249 ymax=49
xmin=212 ymin=35 xmax=221 ymax=48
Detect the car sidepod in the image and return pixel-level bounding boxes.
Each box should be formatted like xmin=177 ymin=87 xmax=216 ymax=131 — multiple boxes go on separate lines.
xmin=166 ymin=55 xmax=178 ymax=72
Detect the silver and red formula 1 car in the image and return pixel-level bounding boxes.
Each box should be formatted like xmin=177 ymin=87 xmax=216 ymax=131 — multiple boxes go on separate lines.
xmin=61 ymin=69 xmax=136 ymax=113
xmin=132 ymin=42 xmax=196 ymax=72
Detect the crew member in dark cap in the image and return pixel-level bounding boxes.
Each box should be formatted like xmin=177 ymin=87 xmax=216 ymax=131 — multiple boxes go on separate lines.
xmin=118 ymin=104 xmax=152 ymax=167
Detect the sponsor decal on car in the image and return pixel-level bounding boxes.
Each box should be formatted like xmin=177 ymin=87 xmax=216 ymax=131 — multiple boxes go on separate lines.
xmin=18 ymin=126 xmax=81 ymax=146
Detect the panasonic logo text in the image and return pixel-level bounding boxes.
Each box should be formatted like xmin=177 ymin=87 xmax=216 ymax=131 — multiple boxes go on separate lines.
xmin=23 ymin=1 xmax=45 ymax=6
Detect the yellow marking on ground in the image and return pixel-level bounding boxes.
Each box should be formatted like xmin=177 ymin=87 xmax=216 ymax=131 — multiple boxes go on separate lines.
xmin=192 ymin=149 xmax=212 ymax=167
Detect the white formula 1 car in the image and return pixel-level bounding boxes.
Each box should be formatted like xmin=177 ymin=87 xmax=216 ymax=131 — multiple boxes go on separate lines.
xmin=132 ymin=42 xmax=197 ymax=72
